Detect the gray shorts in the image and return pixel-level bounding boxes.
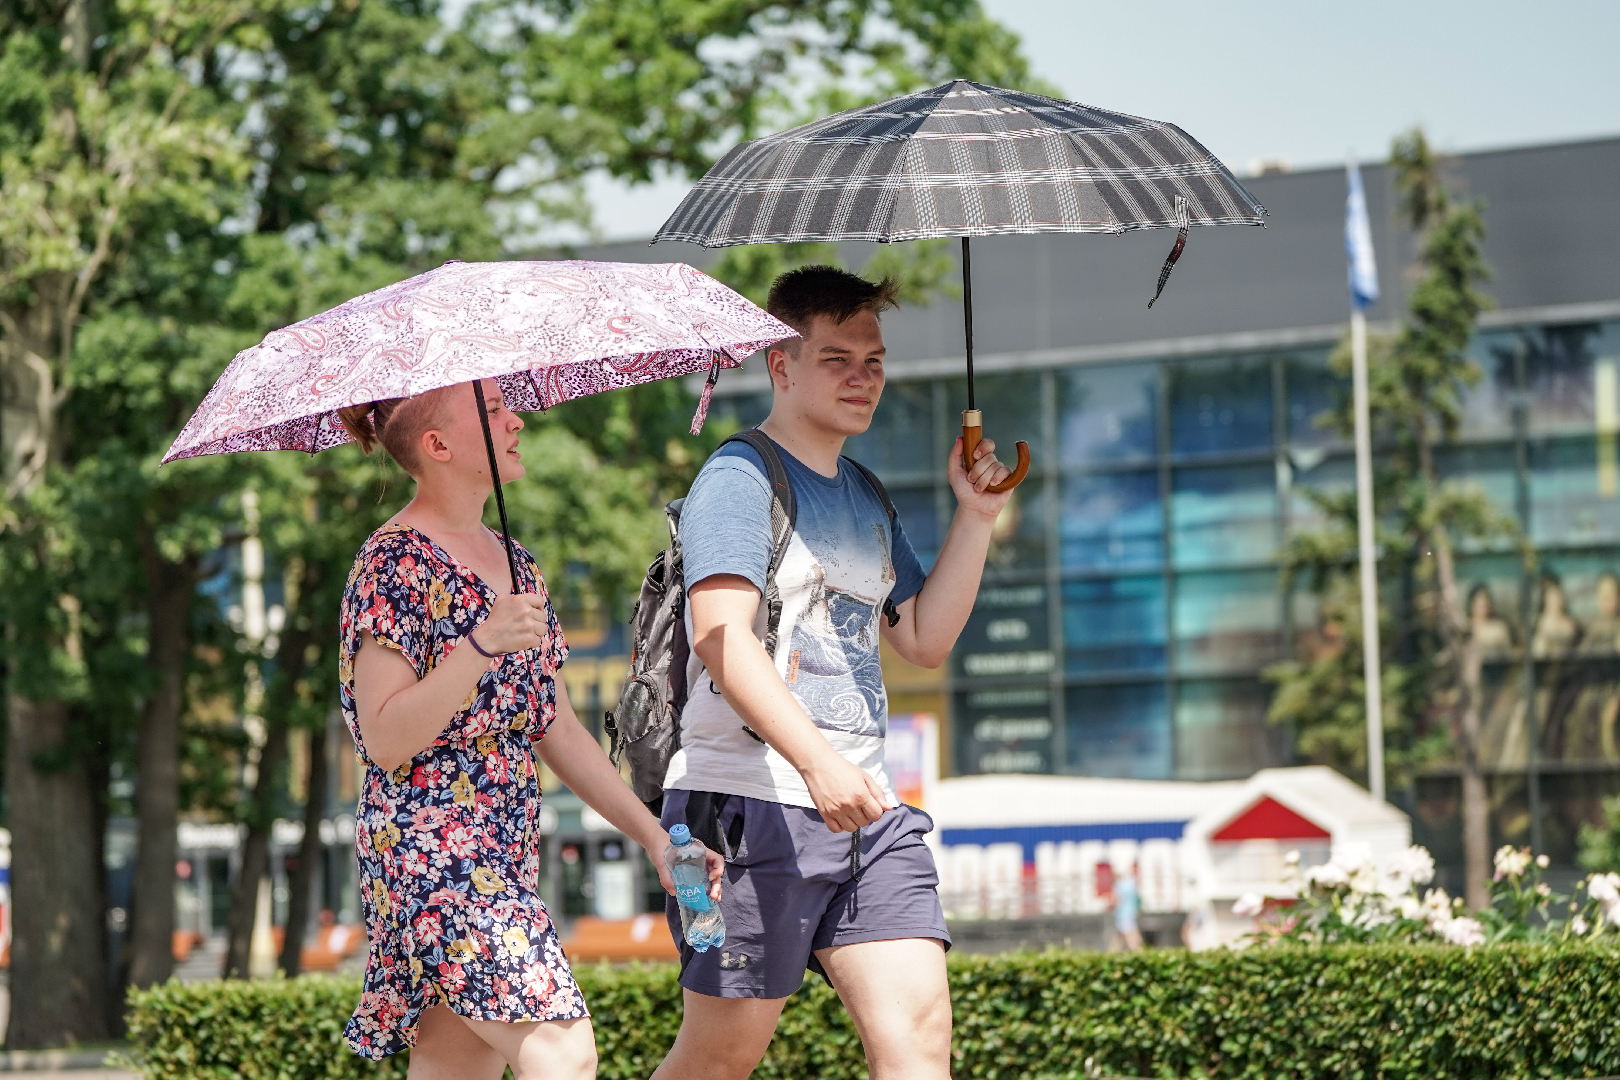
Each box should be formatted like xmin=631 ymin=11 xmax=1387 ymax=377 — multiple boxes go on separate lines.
xmin=660 ymin=789 xmax=951 ymax=999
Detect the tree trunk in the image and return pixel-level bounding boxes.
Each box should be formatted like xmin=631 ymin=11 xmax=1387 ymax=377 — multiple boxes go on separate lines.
xmin=3 ymin=694 xmax=110 ymax=1048
xmin=1429 ymin=503 xmax=1491 ymax=909
xmin=222 ymin=717 xmax=287 ymax=979
xmin=126 ymin=543 xmax=198 ymax=989
xmin=280 ymin=715 xmax=331 ymax=977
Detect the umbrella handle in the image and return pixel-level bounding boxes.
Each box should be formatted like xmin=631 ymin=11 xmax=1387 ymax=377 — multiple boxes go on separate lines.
xmin=961 ymin=410 xmax=1030 ymax=494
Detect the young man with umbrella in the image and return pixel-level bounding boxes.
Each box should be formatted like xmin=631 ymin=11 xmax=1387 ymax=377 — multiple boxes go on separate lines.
xmin=653 ymin=266 xmax=1013 ymax=1080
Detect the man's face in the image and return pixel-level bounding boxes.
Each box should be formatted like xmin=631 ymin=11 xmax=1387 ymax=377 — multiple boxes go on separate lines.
xmin=768 ymin=310 xmax=886 ymax=436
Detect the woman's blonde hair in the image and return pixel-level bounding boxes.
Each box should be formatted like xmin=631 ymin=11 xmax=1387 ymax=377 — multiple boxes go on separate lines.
xmin=337 ymin=389 xmax=452 ymax=474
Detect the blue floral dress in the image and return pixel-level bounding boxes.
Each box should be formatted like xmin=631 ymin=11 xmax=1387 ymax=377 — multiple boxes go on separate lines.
xmin=338 ymin=523 xmax=588 ymax=1059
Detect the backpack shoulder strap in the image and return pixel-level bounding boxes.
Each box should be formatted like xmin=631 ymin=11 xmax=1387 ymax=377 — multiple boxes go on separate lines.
xmin=715 ymin=429 xmax=797 ymax=656
xmin=842 ymin=456 xmax=904 ymax=628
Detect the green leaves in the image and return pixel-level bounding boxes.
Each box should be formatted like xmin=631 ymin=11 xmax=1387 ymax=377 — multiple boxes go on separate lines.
xmin=127 ymin=945 xmax=1620 ymax=1079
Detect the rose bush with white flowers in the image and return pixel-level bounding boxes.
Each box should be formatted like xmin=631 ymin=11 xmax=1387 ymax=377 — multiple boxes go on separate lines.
xmin=1243 ymin=842 xmax=1620 ymax=946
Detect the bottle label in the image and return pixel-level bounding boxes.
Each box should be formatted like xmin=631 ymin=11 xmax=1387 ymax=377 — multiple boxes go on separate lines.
xmin=672 ymin=863 xmax=712 ymax=912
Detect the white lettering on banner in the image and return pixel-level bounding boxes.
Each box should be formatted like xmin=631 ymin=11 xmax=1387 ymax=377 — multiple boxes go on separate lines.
xmin=963 ymin=651 xmax=1054 ymax=676
xmin=978 ymin=750 xmax=1045 ymax=772
xmin=986 ymin=618 xmax=1031 ymax=642
xmin=973 ymin=717 xmax=1053 ymax=742
xmin=978 ymin=586 xmax=1045 ymax=608
xmin=966 ymin=687 xmax=1049 ymax=708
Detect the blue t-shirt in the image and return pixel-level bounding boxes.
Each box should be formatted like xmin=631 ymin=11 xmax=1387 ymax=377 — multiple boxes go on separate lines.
xmin=664 ymin=437 xmax=927 ymax=807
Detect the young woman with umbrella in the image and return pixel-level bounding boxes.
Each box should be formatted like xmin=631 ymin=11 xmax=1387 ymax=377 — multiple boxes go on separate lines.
xmin=164 ymin=260 xmax=790 ymax=1077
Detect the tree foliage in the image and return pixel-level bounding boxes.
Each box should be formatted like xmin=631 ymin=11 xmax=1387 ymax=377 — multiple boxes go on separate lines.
xmin=0 ymin=0 xmax=1042 ymax=1039
xmin=1263 ymin=128 xmax=1506 ymax=905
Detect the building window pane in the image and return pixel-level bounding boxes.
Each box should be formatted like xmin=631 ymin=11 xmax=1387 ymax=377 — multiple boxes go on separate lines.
xmin=1168 ymin=354 xmax=1274 ymax=458
xmin=1286 ymin=451 xmax=1354 ymax=537
xmin=1171 ymin=463 xmax=1278 ymax=568
xmin=1174 ymin=569 xmax=1284 ymax=675
xmin=954 ymin=684 xmax=1054 ymax=775
xmin=1065 ymin=682 xmax=1172 ymax=779
xmin=946 ymin=370 xmax=1047 ymax=464
xmin=1174 ymin=678 xmax=1283 ymax=780
xmin=1058 ymin=363 xmax=1159 ymax=466
xmin=952 ymin=584 xmax=1052 ymax=682
xmin=1455 ymin=330 xmax=1522 ymax=439
xmin=1284 ymin=348 xmax=1344 ymax=448
xmin=1063 ymin=576 xmax=1166 ymax=675
xmin=1435 ymin=443 xmax=1520 ymax=548
xmin=846 ymin=381 xmax=936 ymax=477
xmin=1529 ymin=436 xmax=1620 ymax=549
xmin=1061 ymin=469 xmax=1163 ymax=571
xmin=890 ymin=485 xmax=941 ymax=569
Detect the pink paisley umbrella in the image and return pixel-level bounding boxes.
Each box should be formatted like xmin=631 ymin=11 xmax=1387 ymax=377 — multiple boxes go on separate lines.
xmin=165 ymin=259 xmax=791 ymax=463
xmin=164 ymin=258 xmax=793 ymax=588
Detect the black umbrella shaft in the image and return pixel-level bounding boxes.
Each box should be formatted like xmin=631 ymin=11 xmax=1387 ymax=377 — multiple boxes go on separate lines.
xmin=473 ymin=379 xmax=522 ymax=595
xmin=961 ymin=236 xmax=975 ymax=411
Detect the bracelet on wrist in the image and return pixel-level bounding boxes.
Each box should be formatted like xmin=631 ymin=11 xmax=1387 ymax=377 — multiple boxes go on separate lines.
xmin=466 ymin=630 xmax=504 ymax=659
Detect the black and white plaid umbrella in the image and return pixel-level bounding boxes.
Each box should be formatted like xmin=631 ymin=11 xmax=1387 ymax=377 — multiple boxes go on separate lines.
xmin=655 ymin=80 xmax=1266 ymax=490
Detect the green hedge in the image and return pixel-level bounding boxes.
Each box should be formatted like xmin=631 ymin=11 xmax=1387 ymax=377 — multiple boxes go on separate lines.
xmin=127 ymin=944 xmax=1620 ymax=1079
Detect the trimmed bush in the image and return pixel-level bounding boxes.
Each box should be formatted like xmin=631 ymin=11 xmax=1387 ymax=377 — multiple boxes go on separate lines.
xmin=128 ymin=944 xmax=1620 ymax=1079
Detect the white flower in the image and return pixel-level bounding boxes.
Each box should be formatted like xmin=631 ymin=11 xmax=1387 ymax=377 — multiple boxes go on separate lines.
xmin=1439 ymin=916 xmax=1486 ymax=946
xmin=1535 ymin=853 xmax=1550 ymax=869
xmin=1232 ymin=892 xmax=1265 ymax=917
xmin=1493 ymin=845 xmax=1531 ymax=880
xmin=1396 ymin=895 xmax=1423 ymax=920
xmin=1535 ymin=882 xmax=1552 ymax=898
xmin=1307 ymin=862 xmax=1348 ymax=890
xmin=1587 ymin=872 xmax=1620 ymax=906
xmin=1386 ymin=845 xmax=1437 ymax=888
xmin=1572 ymin=915 xmax=1590 ymax=935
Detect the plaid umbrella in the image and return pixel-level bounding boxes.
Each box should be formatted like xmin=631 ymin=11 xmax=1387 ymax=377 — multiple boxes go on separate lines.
xmin=655 ymin=80 xmax=1266 ymax=490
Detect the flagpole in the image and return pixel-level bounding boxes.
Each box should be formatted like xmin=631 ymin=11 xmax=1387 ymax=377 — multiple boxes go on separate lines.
xmin=1345 ymin=155 xmax=1385 ymax=802
xmin=1351 ymin=306 xmax=1385 ymax=801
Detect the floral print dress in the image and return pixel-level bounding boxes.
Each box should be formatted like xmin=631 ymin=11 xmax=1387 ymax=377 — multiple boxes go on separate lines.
xmin=338 ymin=523 xmax=588 ymax=1059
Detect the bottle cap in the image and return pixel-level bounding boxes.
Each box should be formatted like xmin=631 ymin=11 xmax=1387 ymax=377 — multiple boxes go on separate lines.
xmin=669 ymin=824 xmax=691 ymax=846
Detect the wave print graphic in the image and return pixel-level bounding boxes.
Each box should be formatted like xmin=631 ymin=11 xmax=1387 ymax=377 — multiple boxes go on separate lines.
xmin=787 ymin=569 xmax=885 ymax=737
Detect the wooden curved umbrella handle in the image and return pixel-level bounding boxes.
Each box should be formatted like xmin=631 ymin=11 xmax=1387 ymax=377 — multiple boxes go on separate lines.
xmin=961 ymin=410 xmax=1031 ymax=494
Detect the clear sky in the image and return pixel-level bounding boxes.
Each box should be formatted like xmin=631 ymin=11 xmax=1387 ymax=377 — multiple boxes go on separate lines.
xmin=571 ymin=0 xmax=1620 ymax=242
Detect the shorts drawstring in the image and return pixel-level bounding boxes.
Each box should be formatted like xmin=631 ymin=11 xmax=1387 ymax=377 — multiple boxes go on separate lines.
xmin=849 ymin=826 xmax=863 ymax=880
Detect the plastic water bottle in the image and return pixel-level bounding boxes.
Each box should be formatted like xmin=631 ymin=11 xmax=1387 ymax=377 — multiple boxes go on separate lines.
xmin=666 ymin=824 xmax=725 ymax=952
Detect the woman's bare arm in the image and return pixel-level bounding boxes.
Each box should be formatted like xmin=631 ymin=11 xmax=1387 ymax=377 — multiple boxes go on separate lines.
xmin=353 ymin=591 xmax=554 ymax=772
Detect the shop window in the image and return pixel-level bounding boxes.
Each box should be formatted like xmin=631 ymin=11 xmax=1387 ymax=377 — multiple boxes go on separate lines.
xmin=1064 ymin=682 xmax=1172 ymax=779
xmin=1062 ymin=576 xmax=1166 ymax=675
xmin=1170 ymin=463 xmax=1278 ymax=568
xmin=1285 ymin=451 xmax=1354 ymax=537
xmin=953 ymin=684 xmax=1054 ymax=775
xmin=983 ymin=482 xmax=1047 ymax=575
xmin=1529 ymin=435 xmax=1620 ymax=548
xmin=953 ymin=584 xmax=1052 ymax=682
xmin=1061 ymin=468 xmax=1163 ymax=571
xmin=1058 ymin=363 xmax=1159 ymax=466
xmin=1167 ymin=354 xmax=1273 ymax=458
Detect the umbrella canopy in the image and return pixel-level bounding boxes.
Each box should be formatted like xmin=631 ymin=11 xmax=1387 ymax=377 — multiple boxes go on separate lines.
xmin=163 ymin=259 xmax=791 ymax=464
xmin=653 ymin=79 xmax=1265 ymax=247
xmin=653 ymin=80 xmax=1265 ymax=492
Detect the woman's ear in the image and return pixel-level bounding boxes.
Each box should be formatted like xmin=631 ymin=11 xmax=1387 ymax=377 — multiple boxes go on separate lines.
xmin=419 ymin=427 xmax=452 ymax=464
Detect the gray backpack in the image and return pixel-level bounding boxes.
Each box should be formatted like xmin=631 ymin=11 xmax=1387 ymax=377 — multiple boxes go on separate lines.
xmin=605 ymin=429 xmax=898 ymax=816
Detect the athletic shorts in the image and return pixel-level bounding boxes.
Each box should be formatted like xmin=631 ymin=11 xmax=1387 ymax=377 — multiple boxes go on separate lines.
xmin=660 ymin=789 xmax=951 ymax=999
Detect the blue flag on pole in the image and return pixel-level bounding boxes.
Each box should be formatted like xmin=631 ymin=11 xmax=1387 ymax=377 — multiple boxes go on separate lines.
xmin=1346 ymin=160 xmax=1379 ymax=311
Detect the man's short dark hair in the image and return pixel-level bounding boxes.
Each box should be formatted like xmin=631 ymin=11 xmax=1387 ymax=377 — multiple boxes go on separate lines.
xmin=766 ymin=265 xmax=900 ymax=338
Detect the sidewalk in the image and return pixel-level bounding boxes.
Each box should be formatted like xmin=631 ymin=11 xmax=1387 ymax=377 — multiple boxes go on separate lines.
xmin=0 ymin=1049 xmax=136 ymax=1078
